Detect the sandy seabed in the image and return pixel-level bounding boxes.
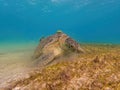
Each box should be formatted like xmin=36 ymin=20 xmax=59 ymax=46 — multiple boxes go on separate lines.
xmin=0 ymin=44 xmax=120 ymax=89
xmin=0 ymin=49 xmax=35 ymax=88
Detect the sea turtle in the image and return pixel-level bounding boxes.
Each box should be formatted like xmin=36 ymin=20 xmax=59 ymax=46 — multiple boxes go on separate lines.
xmin=33 ymin=31 xmax=84 ymax=66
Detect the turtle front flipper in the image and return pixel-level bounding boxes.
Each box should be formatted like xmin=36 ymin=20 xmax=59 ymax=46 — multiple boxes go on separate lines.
xmin=34 ymin=52 xmax=55 ymax=67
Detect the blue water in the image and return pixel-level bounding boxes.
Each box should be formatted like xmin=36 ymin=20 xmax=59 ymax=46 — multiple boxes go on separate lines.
xmin=0 ymin=0 xmax=120 ymax=44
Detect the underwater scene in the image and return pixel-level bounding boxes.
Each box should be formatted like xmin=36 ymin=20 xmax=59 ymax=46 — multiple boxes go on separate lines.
xmin=0 ymin=0 xmax=120 ymax=89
